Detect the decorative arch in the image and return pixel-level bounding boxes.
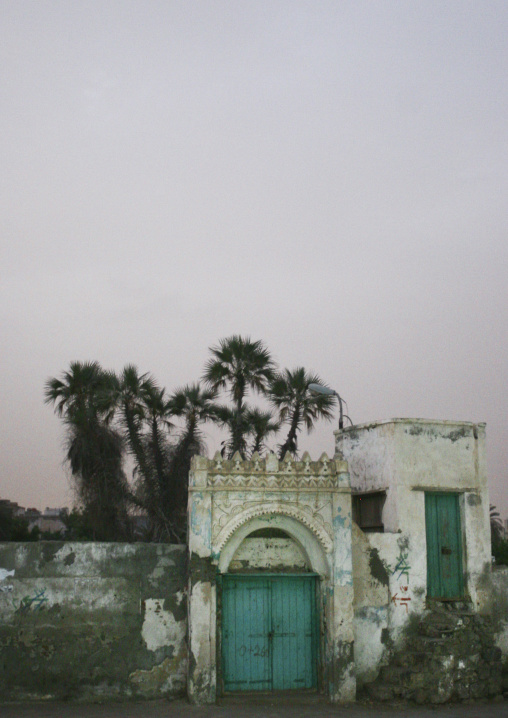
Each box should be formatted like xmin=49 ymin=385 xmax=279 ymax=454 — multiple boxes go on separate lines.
xmin=217 ymin=511 xmax=331 ymax=577
xmin=214 ymin=503 xmax=333 ymax=554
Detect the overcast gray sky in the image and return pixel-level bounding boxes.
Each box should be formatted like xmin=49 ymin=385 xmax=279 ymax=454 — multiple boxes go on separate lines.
xmin=1 ymin=1 xmax=507 ymax=517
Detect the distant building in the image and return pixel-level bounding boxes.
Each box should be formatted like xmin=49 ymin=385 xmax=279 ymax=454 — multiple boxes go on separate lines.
xmin=0 ymin=500 xmax=25 ymax=517
xmin=28 ymin=507 xmax=68 ymax=535
xmin=1 ymin=500 xmax=69 ymax=536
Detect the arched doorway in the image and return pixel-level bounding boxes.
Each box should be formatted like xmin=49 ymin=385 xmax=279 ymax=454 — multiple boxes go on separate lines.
xmin=218 ymin=517 xmax=326 ymax=694
xmin=187 ymin=451 xmax=355 ymax=704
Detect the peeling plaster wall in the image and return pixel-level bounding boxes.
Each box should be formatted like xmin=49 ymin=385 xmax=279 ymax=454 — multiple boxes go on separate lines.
xmin=0 ymin=542 xmax=187 ymax=701
xmin=187 ymin=451 xmax=356 ymax=704
xmin=229 ymin=537 xmax=307 ymax=572
xmin=352 ymin=525 xmax=427 ymax=686
xmin=338 ymin=419 xmax=495 ymax=687
xmin=491 ymin=567 xmax=508 ymax=657
xmin=336 ymin=420 xmax=491 ymax=613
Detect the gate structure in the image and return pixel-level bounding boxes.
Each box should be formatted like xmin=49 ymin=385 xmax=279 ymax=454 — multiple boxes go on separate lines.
xmin=187 ymin=451 xmax=355 ymax=704
xmin=221 ymin=574 xmax=318 ymax=691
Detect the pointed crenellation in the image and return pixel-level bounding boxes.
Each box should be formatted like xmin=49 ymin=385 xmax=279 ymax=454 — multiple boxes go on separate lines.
xmin=301 ymin=451 xmax=312 ymax=474
xmin=251 ymin=451 xmax=262 ymax=472
xmin=197 ymin=450 xmax=349 ymax=490
xmin=231 ymin=451 xmax=243 ymax=472
xmin=206 ymin=450 xmax=344 ymax=474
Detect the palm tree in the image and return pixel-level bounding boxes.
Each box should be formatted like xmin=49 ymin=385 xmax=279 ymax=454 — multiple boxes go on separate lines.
xmin=213 ymin=405 xmax=252 ymax=459
xmin=269 ymin=367 xmax=336 ymax=459
xmin=45 ymin=361 xmax=132 ymax=540
xmin=203 ymin=335 xmax=275 ymax=457
xmin=140 ymin=382 xmax=174 ymax=538
xmin=106 ymin=366 xmax=184 ymax=541
xmin=490 ymin=504 xmax=504 ymax=546
xmin=107 ymin=365 xmax=154 ymax=484
xmin=45 ymin=360 xmax=105 ymax=419
xmin=65 ymin=406 xmax=131 ymax=540
xmin=245 ymin=408 xmax=280 ymax=456
xmin=168 ymin=383 xmax=219 ymax=533
xmin=169 ymin=383 xmax=218 ymax=452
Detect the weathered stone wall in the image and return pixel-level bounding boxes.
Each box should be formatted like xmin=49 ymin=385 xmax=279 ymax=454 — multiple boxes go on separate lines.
xmin=187 ymin=451 xmax=355 ymax=704
xmin=352 ymin=524 xmax=427 ymax=686
xmin=352 ymin=529 xmax=508 ymax=700
xmin=228 ymin=537 xmax=308 ymax=572
xmin=336 ymin=419 xmax=491 ymax=615
xmin=0 ymin=542 xmax=187 ymax=701
xmin=492 ymin=567 xmax=508 ymax=656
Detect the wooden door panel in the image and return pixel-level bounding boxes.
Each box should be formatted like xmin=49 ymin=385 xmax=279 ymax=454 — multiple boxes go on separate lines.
xmin=222 ymin=575 xmax=317 ymax=692
xmin=222 ymin=576 xmax=271 ymax=690
xmin=425 ymin=493 xmax=464 ymax=599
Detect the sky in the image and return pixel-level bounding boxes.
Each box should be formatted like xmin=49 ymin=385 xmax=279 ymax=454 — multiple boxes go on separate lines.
xmin=1 ymin=1 xmax=507 ymax=517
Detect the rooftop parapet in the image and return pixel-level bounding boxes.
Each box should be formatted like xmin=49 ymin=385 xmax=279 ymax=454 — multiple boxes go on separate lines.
xmin=190 ymin=451 xmax=349 ymax=490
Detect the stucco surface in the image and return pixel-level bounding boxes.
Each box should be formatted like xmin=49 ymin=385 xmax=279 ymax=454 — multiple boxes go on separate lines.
xmin=338 ymin=420 xmax=500 ymax=690
xmin=0 ymin=542 xmax=187 ymax=701
xmin=337 ymin=419 xmax=491 ymax=611
xmin=229 ymin=537 xmax=307 ymax=571
xmin=187 ymin=451 xmax=355 ymax=704
xmin=491 ymin=567 xmax=508 ymax=654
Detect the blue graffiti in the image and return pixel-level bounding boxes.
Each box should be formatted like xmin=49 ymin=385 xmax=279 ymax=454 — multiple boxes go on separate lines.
xmin=15 ymin=588 xmax=48 ymax=614
xmin=391 ymin=549 xmax=411 ymax=583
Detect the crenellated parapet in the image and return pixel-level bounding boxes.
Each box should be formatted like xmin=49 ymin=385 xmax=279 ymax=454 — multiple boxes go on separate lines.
xmin=190 ymin=450 xmax=350 ymax=490
xmin=187 ymin=447 xmax=355 ymax=704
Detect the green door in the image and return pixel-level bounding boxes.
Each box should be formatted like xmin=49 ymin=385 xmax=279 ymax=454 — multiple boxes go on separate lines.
xmin=425 ymin=493 xmax=464 ymax=599
xmin=222 ymin=575 xmax=318 ymax=692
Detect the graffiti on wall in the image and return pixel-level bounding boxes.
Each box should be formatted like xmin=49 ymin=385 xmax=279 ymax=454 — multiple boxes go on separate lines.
xmin=391 ymin=585 xmax=411 ymax=613
xmin=387 ymin=547 xmax=412 ymax=612
xmin=15 ymin=588 xmax=48 ymax=614
xmin=391 ymin=548 xmax=411 ymax=583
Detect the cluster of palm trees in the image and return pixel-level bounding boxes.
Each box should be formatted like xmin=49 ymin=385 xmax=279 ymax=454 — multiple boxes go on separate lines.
xmin=45 ymin=335 xmax=337 ymax=543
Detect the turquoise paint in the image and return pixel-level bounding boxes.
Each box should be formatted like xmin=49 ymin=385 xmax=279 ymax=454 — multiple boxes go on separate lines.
xmin=332 ymin=505 xmax=350 ymax=530
xmin=425 ymin=493 xmax=464 ymax=598
xmin=334 ymin=568 xmax=353 ymax=584
xmin=190 ymin=492 xmax=203 ymax=531
xmin=222 ymin=575 xmax=318 ymax=692
xmin=190 ymin=493 xmax=211 ymax=550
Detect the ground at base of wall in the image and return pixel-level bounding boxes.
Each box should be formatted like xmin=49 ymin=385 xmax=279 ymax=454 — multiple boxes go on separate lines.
xmin=362 ymin=603 xmax=505 ymax=704
xmin=1 ymin=696 xmax=508 ymax=718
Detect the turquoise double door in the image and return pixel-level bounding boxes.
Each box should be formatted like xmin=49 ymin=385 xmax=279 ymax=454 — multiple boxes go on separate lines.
xmin=221 ymin=574 xmax=318 ymax=692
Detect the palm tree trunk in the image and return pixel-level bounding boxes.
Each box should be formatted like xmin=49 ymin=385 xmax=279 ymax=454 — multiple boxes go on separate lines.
xmin=151 ymin=414 xmax=166 ymax=502
xmin=233 ymin=393 xmax=244 ymax=457
xmin=278 ymin=406 xmax=301 ymax=459
xmin=252 ymin=434 xmax=262 ymax=455
xmin=125 ymin=407 xmax=150 ymax=485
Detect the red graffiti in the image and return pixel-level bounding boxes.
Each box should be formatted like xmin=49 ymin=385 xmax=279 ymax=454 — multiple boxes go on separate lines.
xmin=391 ymin=585 xmax=411 ymax=613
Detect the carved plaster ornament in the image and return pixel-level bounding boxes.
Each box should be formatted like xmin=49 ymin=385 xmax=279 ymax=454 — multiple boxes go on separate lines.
xmin=251 ymin=452 xmax=262 ymax=472
xmin=212 ymin=450 xmax=223 ymax=471
xmin=319 ymin=453 xmax=330 ymax=475
xmin=302 ymin=451 xmax=312 ymax=474
xmin=214 ymin=503 xmax=334 ymax=554
xmin=232 ymin=451 xmax=243 ymax=472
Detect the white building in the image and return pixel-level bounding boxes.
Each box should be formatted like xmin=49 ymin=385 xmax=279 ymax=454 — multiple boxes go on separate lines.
xmin=187 ymin=418 xmax=500 ymax=704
